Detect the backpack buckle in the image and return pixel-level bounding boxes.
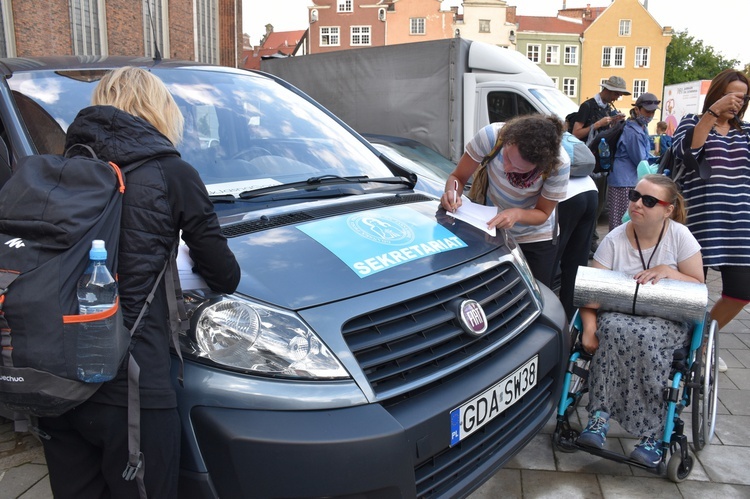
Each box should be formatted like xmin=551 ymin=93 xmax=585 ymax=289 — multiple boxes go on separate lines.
xmin=122 ymin=452 xmax=144 ymax=481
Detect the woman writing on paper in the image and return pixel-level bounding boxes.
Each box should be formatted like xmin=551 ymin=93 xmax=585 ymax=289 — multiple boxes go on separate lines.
xmin=440 ymin=114 xmax=568 ymax=287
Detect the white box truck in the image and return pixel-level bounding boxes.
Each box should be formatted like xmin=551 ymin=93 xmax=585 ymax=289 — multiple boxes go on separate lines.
xmin=261 ymin=37 xmax=578 ymax=163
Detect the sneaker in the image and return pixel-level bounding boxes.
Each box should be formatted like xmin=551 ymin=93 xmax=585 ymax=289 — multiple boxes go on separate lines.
xmin=630 ymin=436 xmax=663 ymax=467
xmin=577 ymin=411 xmax=610 ymax=449
xmin=718 ymin=356 xmax=728 ymax=373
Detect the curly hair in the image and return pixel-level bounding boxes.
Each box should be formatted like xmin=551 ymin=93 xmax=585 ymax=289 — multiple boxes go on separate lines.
xmin=498 ymin=114 xmax=564 ymax=176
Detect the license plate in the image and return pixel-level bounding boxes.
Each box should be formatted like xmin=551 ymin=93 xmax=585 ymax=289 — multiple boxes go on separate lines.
xmin=450 ymin=355 xmax=538 ymax=446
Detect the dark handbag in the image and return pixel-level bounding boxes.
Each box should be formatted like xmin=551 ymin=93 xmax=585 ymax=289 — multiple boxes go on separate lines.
xmin=467 ymin=134 xmax=503 ymax=205
xmin=658 ymin=127 xmax=712 ymax=187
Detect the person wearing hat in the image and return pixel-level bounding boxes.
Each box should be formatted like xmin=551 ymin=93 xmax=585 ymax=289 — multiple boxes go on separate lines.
xmin=606 ymin=92 xmax=661 ymax=231
xmin=570 ymin=75 xmax=629 ymax=256
xmin=570 ymin=76 xmax=630 ymax=143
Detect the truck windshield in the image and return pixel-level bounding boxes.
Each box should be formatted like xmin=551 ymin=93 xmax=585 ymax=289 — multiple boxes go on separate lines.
xmin=7 ymin=66 xmax=392 ymax=198
xmin=529 ymin=87 xmax=579 ymax=121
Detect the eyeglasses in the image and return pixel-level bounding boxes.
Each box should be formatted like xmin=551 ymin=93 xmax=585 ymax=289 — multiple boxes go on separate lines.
xmin=628 ymin=189 xmax=671 ymax=208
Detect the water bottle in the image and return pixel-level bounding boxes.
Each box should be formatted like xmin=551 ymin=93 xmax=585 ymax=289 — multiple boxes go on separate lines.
xmin=76 ymin=240 xmax=119 ymax=383
xmin=598 ymin=138 xmax=611 ymax=171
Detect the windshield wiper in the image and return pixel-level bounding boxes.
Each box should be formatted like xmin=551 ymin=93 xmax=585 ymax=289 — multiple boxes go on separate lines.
xmin=238 ymin=175 xmax=414 ymax=199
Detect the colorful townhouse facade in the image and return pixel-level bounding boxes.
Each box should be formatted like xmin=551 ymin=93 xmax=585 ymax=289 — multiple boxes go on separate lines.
xmin=515 ymin=0 xmax=672 ymax=114
xmin=304 ymin=0 xmax=517 ymax=54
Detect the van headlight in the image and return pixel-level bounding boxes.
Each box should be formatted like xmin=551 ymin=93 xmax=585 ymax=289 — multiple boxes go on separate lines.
xmin=502 ymin=229 xmax=542 ymax=300
xmin=191 ymin=298 xmax=349 ymax=379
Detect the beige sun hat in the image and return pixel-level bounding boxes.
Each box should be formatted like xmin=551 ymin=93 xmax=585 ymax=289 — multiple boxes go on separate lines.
xmin=601 ymin=76 xmax=631 ymax=95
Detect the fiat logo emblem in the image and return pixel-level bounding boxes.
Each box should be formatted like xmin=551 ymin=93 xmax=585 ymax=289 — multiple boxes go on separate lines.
xmin=457 ymin=299 xmax=488 ymax=336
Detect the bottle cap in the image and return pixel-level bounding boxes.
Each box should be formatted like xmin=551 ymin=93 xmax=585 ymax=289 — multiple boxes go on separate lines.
xmin=89 ymin=240 xmax=108 ymax=261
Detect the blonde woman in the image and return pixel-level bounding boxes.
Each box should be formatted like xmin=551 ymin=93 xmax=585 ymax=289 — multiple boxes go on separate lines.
xmin=39 ymin=67 xmax=240 ymax=498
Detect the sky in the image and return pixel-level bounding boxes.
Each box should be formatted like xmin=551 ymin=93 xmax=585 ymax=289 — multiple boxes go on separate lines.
xmin=242 ymin=0 xmax=748 ymax=67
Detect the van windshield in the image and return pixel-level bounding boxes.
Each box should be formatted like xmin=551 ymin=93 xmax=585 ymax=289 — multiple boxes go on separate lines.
xmin=7 ymin=66 xmax=392 ymax=198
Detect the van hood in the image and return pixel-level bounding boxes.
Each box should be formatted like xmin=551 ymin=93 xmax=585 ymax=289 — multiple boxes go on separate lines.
xmin=225 ymin=199 xmax=508 ymax=310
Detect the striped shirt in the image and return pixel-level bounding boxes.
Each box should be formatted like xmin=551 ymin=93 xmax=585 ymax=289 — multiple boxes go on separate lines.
xmin=465 ymin=123 xmax=569 ymax=243
xmin=673 ymin=114 xmax=750 ymax=266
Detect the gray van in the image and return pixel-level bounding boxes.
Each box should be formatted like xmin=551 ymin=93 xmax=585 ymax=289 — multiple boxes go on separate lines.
xmin=0 ymin=57 xmax=569 ymax=498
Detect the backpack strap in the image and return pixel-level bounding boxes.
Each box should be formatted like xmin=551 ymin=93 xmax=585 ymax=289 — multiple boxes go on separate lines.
xmin=64 ymin=143 xmax=98 ymax=159
xmin=122 ymin=242 xmax=186 ymax=498
xmin=467 ymin=133 xmax=503 ymax=205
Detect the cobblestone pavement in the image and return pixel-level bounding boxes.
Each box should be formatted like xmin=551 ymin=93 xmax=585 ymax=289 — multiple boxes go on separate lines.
xmin=2 ymin=267 xmax=749 ymax=498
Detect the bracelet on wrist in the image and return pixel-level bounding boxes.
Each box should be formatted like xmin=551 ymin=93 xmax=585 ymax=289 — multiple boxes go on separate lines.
xmin=706 ymin=108 xmax=720 ymax=118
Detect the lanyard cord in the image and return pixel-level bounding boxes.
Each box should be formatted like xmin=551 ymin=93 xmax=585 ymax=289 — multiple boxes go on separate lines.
xmin=631 ymin=219 xmax=667 ymax=314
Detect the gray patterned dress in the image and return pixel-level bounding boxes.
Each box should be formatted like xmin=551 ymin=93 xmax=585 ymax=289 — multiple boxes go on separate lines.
xmin=588 ymin=312 xmax=689 ymax=435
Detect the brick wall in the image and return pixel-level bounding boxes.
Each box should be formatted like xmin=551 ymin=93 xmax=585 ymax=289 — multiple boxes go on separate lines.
xmin=6 ymin=0 xmax=241 ymax=66
xmin=13 ymin=0 xmax=71 ymax=56
xmin=106 ymin=0 xmax=144 ymax=57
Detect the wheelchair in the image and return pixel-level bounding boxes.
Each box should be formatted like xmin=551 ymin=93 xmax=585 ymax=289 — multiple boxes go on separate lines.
xmin=552 ymin=309 xmax=720 ymax=482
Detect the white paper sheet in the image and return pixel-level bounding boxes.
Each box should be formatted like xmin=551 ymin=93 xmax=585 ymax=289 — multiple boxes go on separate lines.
xmin=177 ymin=241 xmax=209 ymax=290
xmin=446 ymin=196 xmax=497 ymax=237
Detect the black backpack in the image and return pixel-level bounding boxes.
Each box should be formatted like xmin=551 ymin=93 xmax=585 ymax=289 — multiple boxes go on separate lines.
xmin=0 ymin=146 xmax=181 ymax=495
xmin=656 ymin=128 xmax=713 ymax=189
xmin=564 ymin=111 xmax=578 ymax=133
xmin=588 ymin=120 xmax=626 ymax=174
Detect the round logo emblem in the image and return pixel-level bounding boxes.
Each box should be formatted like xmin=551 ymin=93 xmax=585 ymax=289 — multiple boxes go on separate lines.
xmin=457 ymin=299 xmax=488 ymax=336
xmin=347 ymin=213 xmax=415 ymax=245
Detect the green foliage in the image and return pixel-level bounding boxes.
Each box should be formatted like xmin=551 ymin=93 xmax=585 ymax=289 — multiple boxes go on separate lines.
xmin=664 ymin=30 xmax=741 ymax=85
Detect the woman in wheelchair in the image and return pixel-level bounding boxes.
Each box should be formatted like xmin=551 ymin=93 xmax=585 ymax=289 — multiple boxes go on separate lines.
xmin=577 ymin=174 xmax=704 ymax=467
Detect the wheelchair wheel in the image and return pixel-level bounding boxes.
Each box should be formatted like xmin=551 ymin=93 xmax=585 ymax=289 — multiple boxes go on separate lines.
xmin=692 ymin=319 xmax=719 ymax=451
xmin=667 ymin=450 xmax=694 ymax=482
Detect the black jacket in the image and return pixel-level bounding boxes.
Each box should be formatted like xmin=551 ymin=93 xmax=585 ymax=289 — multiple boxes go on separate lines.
xmin=65 ymin=105 xmax=241 ymax=408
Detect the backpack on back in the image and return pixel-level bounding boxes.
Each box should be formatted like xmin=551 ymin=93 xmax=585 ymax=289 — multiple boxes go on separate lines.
xmin=0 ymin=146 xmax=180 ymax=495
xmin=0 ymin=148 xmax=130 ymax=418
xmin=588 ymin=120 xmax=626 ymax=174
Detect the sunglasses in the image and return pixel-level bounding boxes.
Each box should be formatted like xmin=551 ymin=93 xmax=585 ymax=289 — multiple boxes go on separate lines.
xmin=628 ymin=189 xmax=671 ymax=208
xmin=638 ymin=100 xmax=661 ymax=106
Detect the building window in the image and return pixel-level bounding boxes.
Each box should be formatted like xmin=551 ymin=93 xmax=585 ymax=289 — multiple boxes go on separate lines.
xmin=320 ymin=26 xmax=340 ymax=46
xmin=337 ymin=0 xmax=353 ymax=13
xmin=602 ymin=46 xmax=624 ymax=68
xmin=195 ymin=0 xmax=218 ymax=64
xmin=410 ymin=18 xmax=425 ymax=35
xmin=635 ymin=47 xmax=650 ymax=68
xmin=69 ymin=0 xmax=107 ymax=56
xmin=619 ymin=19 xmax=631 ymax=36
xmin=0 ymin=0 xmax=15 ymax=58
xmin=632 ymin=79 xmax=647 ymax=98
xmin=564 ymin=45 xmax=578 ymax=65
xmin=563 ymin=78 xmax=577 ymax=98
xmin=546 ymin=45 xmax=560 ymax=65
xmin=526 ymin=44 xmax=540 ymax=63
xmin=479 ymin=19 xmax=490 ymax=33
xmin=351 ymin=26 xmax=371 ymax=46
xmin=142 ymin=0 xmax=169 ymax=59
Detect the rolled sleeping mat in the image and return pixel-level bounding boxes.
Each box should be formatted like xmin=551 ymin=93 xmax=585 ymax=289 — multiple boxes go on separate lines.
xmin=573 ymin=266 xmax=708 ymax=324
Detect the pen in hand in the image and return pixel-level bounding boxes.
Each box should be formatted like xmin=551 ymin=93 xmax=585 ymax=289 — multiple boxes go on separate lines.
xmin=452 ymin=180 xmax=458 ymax=212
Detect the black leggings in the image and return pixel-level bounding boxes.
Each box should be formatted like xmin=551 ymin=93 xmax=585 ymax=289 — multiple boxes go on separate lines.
xmin=520 ymin=238 xmax=559 ymax=289
xmin=39 ymin=401 xmax=180 ymax=499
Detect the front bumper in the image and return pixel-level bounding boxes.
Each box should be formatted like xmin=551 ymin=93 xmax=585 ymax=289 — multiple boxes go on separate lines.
xmin=175 ymin=285 xmax=568 ymax=499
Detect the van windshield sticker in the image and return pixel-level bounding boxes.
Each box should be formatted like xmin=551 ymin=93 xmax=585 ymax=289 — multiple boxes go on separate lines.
xmin=297 ymin=206 xmax=467 ymax=278
xmin=205 ymin=179 xmax=282 ymax=197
